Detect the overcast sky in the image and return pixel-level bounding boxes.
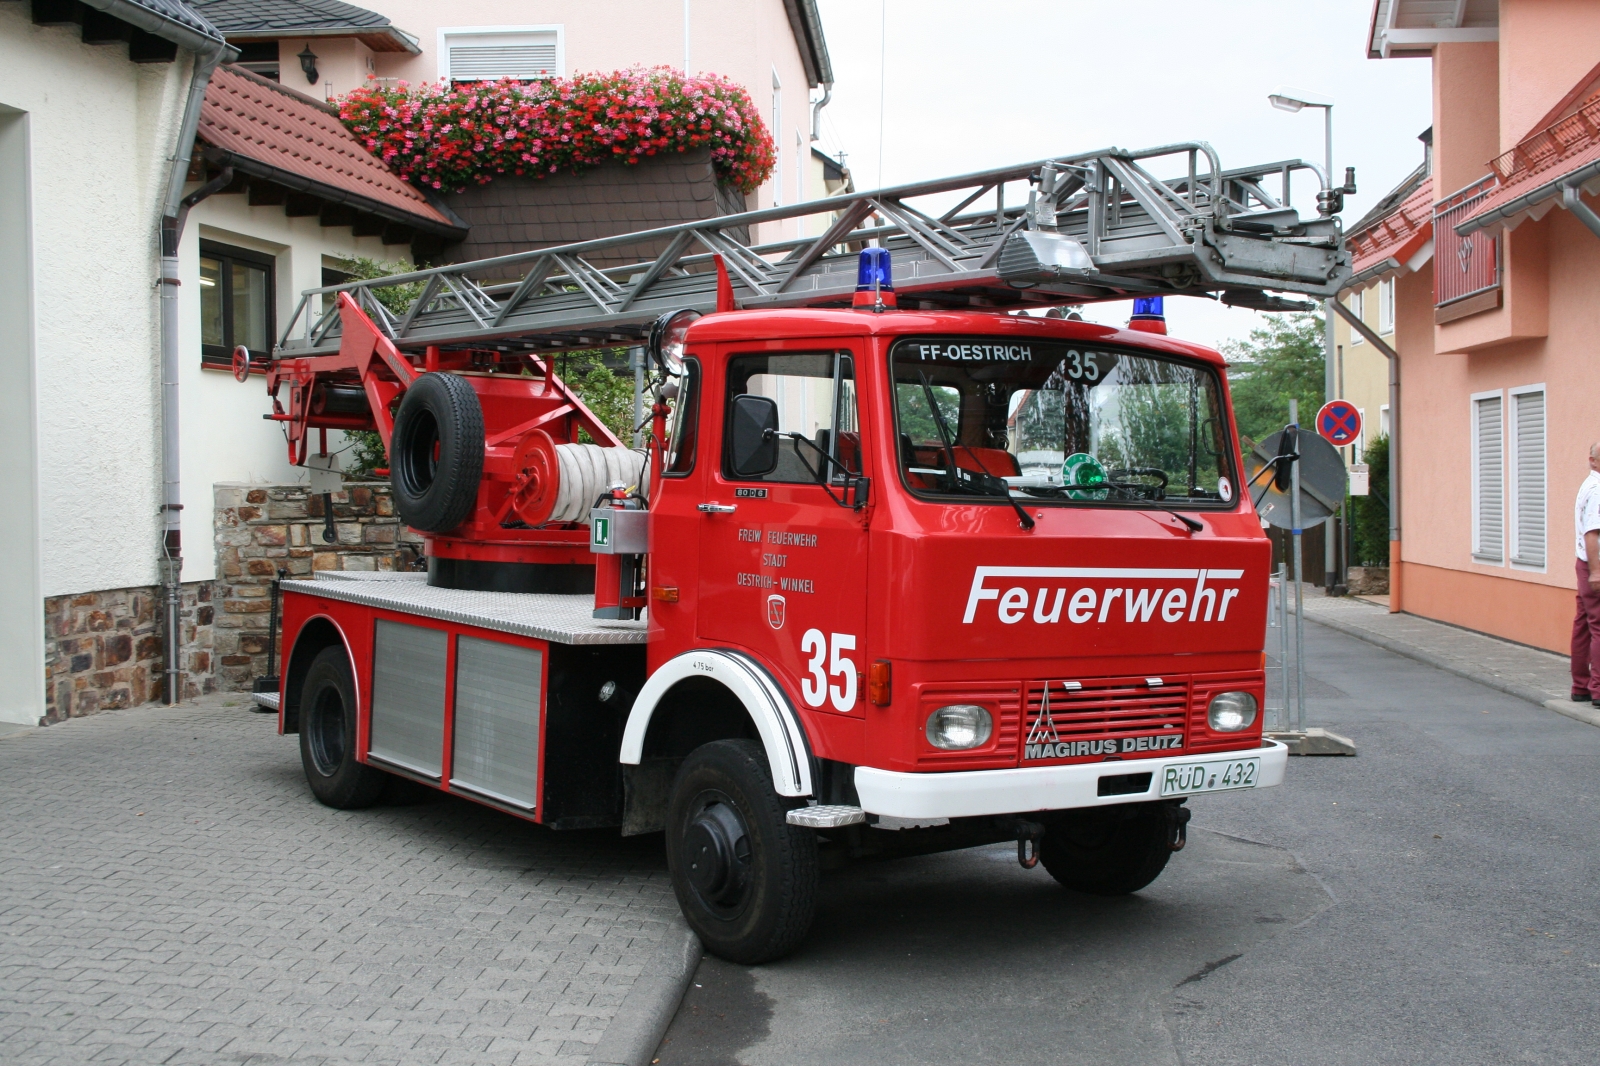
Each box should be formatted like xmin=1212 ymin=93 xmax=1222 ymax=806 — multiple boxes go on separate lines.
xmin=809 ymin=0 xmax=1434 ymax=352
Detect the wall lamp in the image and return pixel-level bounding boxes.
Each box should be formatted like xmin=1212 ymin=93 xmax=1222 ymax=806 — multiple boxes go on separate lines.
xmin=298 ymin=43 xmax=319 ymax=85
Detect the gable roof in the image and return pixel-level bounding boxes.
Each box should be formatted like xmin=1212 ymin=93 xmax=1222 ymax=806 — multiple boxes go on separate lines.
xmin=1344 ymin=177 xmax=1433 ymax=289
xmin=188 ymin=0 xmax=419 ymax=53
xmin=196 ymin=65 xmax=462 ymax=236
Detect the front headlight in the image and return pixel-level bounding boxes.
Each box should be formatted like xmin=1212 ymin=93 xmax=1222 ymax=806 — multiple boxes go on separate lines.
xmin=925 ymin=704 xmax=993 ymax=750
xmin=1207 ymin=691 xmax=1259 ymax=732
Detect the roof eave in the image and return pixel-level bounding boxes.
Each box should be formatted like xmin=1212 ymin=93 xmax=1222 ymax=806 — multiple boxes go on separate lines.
xmin=221 ymin=25 xmax=421 ymax=54
xmin=81 ymin=0 xmax=232 ymax=56
xmin=782 ymin=0 xmax=832 ymax=87
xmin=1457 ymin=157 xmax=1600 ymax=237
xmin=197 ymin=143 xmax=466 ymax=238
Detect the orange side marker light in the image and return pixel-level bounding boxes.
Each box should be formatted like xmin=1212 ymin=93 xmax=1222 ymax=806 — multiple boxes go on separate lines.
xmin=868 ymin=660 xmax=892 ymax=707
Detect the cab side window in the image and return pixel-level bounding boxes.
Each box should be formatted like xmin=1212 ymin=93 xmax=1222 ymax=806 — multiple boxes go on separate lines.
xmin=724 ymin=352 xmax=860 ymax=484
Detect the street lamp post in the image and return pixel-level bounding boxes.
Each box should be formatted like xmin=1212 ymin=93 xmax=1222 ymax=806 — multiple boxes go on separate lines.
xmin=1269 ymin=87 xmax=1341 ymax=593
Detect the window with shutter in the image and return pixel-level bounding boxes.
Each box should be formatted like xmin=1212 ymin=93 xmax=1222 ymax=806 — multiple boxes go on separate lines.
xmin=1510 ymin=387 xmax=1546 ymax=570
xmin=1348 ymin=290 xmax=1364 ymax=345
xmin=1378 ymin=278 xmax=1394 ymax=335
xmin=441 ymin=28 xmax=562 ymax=82
xmin=1472 ymin=391 xmax=1504 ymax=564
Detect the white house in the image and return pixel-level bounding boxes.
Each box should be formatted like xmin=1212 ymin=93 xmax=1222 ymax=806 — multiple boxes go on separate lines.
xmin=1 ymin=1 xmax=461 ymax=725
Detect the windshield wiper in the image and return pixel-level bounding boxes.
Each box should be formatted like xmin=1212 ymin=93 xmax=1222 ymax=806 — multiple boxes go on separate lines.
xmin=917 ymin=371 xmax=1035 ymax=531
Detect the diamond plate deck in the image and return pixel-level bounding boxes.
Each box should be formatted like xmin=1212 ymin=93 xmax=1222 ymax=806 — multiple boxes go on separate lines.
xmin=282 ymin=576 xmax=648 ymax=645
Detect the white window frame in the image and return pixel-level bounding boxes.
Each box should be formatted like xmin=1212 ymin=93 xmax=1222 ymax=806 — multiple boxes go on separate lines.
xmin=771 ymin=67 xmax=783 ymax=208
xmin=1379 ymin=403 xmax=1390 ymax=437
xmin=1348 ymin=289 xmax=1364 ymax=344
xmin=1508 ymin=383 xmax=1547 ymax=573
xmin=1378 ymin=277 xmax=1395 ymax=335
xmin=438 ymin=25 xmax=565 ymax=83
xmin=1471 ymin=388 xmax=1505 ymax=566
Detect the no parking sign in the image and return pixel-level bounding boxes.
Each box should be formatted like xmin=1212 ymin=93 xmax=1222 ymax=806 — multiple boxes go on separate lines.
xmin=1316 ymin=399 xmax=1362 ymax=446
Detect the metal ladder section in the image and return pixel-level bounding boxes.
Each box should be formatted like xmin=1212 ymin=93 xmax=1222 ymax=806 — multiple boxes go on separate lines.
xmin=276 ymin=141 xmax=1351 ymax=357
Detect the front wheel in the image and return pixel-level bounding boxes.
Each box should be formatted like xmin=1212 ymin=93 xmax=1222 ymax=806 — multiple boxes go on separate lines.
xmin=665 ymin=740 xmax=819 ymax=964
xmin=299 ymin=646 xmax=388 ymax=810
xmin=1039 ymin=801 xmax=1181 ymax=896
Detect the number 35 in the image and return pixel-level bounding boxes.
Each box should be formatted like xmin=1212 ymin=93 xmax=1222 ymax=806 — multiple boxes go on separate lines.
xmin=801 ymin=629 xmax=857 ymax=712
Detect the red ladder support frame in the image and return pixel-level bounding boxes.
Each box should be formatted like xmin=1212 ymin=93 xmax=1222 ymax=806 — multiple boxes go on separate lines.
xmin=266 ymin=293 xmax=626 ymax=563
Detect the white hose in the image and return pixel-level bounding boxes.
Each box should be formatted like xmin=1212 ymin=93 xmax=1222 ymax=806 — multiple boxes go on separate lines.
xmin=548 ymin=444 xmax=647 ymax=523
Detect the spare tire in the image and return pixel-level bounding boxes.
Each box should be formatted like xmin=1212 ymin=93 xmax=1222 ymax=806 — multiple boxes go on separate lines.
xmin=390 ymin=372 xmax=484 ymax=533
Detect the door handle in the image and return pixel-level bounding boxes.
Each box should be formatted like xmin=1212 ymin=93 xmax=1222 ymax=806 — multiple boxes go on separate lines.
xmin=698 ymin=502 xmax=737 ymax=514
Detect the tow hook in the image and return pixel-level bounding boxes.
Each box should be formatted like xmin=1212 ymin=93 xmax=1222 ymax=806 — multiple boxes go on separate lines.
xmin=1016 ymin=819 xmax=1046 ymax=869
xmin=1168 ymin=803 xmax=1192 ymax=852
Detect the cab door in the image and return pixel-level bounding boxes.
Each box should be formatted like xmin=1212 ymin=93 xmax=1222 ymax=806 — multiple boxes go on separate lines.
xmin=696 ymin=345 xmax=869 ymax=720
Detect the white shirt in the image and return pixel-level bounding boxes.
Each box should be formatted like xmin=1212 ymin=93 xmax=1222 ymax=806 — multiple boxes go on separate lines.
xmin=1576 ymin=470 xmax=1600 ymax=561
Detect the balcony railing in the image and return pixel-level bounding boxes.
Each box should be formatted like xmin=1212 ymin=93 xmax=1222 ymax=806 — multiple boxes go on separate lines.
xmin=1490 ymin=95 xmax=1600 ymax=182
xmin=1434 ymin=174 xmax=1499 ymax=307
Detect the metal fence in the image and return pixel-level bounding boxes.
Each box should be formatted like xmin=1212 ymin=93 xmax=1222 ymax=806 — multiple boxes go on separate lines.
xmin=1434 ymin=174 xmax=1499 ymax=307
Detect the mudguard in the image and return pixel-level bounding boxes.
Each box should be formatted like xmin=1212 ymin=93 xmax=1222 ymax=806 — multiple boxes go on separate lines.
xmin=619 ymin=649 xmax=813 ymax=797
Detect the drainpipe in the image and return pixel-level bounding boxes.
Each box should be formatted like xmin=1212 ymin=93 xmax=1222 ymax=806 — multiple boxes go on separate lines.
xmin=810 ymin=81 xmax=832 ymax=142
xmin=1329 ymin=299 xmax=1401 ymax=613
xmin=154 ymin=36 xmax=235 ymax=704
xmin=1561 ymin=183 xmax=1600 ymax=240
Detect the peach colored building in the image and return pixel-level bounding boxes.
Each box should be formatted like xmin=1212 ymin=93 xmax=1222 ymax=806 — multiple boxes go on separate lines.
xmin=191 ymin=0 xmax=834 ymax=241
xmin=1348 ymin=1 xmax=1600 ymax=652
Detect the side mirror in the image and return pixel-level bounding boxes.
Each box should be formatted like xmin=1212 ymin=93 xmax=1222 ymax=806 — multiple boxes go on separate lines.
xmin=851 ymin=476 xmax=870 ymax=508
xmin=1272 ymin=425 xmax=1299 ymax=492
xmin=729 ymin=394 xmax=780 ymax=477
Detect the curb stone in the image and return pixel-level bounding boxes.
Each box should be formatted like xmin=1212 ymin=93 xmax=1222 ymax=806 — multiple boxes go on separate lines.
xmin=587 ymin=917 xmax=702 ymax=1066
xmin=1305 ymin=611 xmax=1600 ymax=728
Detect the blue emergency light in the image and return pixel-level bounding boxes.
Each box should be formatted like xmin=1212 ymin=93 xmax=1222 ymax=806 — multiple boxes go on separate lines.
xmin=852 ymin=247 xmax=897 ymax=308
xmin=1128 ymin=295 xmax=1167 ymax=334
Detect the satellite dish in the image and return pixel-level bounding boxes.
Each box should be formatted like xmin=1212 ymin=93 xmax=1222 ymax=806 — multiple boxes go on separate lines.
xmin=1246 ymin=427 xmax=1346 ymax=530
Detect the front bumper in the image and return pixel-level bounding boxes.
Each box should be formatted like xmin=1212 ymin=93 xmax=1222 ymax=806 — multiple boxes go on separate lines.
xmin=853 ymin=739 xmax=1287 ymax=820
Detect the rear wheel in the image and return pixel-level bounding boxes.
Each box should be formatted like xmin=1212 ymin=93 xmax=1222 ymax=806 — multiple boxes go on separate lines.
xmin=299 ymin=646 xmax=387 ymax=809
xmin=1039 ymin=802 xmax=1179 ymax=896
xmin=665 ymin=740 xmax=818 ymax=964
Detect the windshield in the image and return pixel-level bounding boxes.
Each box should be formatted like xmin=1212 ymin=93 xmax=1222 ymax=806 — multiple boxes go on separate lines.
xmin=890 ymin=336 xmax=1238 ymax=508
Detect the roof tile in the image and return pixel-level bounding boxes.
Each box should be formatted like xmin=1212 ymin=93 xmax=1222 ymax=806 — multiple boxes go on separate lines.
xmin=1347 ymin=177 xmax=1434 ymax=279
xmin=197 ymin=65 xmax=454 ymax=231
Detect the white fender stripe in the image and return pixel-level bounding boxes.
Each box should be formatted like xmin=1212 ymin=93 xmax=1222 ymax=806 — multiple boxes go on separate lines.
xmin=620 ymin=649 xmax=813 ymax=797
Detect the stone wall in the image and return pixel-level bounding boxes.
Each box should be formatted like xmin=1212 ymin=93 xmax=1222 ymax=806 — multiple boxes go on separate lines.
xmin=42 ymin=580 xmax=214 ymax=724
xmin=213 ymin=482 xmax=422 ymax=690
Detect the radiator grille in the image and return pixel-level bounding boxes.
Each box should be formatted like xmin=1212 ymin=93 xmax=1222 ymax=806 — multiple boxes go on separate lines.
xmin=1021 ymin=676 xmax=1188 ymax=763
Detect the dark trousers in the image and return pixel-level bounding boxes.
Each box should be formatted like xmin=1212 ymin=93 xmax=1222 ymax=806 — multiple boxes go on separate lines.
xmin=1572 ymin=558 xmax=1600 ymax=697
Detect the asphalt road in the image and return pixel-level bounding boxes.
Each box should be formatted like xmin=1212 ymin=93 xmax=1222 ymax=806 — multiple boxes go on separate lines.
xmin=655 ymin=621 xmax=1600 ymax=1065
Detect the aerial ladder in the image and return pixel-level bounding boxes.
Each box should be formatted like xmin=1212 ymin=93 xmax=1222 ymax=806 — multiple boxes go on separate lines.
xmin=261 ymin=141 xmax=1350 ymax=579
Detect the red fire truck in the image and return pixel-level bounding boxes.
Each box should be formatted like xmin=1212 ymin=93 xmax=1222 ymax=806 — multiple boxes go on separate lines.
xmin=252 ymin=144 xmax=1350 ymax=962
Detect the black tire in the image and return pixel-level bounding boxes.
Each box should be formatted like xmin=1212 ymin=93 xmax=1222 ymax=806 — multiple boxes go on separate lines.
xmin=299 ymin=646 xmax=388 ymax=809
xmin=390 ymin=372 xmax=484 ymax=533
xmin=665 ymin=740 xmax=819 ymax=964
xmin=1039 ymin=802 xmax=1177 ymax=896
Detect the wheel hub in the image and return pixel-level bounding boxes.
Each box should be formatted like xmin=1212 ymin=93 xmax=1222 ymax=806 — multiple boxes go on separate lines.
xmin=683 ymin=799 xmax=751 ymax=907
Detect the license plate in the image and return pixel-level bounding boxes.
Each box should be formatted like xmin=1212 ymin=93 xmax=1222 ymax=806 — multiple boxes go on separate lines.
xmin=1159 ymin=757 xmax=1260 ymax=796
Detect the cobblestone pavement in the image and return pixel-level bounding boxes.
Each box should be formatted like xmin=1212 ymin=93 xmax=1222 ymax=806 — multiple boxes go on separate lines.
xmin=0 ymin=695 xmax=681 ymax=1066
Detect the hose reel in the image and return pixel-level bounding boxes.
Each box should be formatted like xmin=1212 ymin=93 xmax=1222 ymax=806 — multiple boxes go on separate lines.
xmin=508 ymin=429 xmax=647 ymax=526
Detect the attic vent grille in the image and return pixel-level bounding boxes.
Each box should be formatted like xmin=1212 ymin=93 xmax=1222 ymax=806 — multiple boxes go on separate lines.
xmin=445 ymin=31 xmax=560 ymax=82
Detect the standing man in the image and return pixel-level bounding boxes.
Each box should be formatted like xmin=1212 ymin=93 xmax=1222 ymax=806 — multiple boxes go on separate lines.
xmin=1572 ymin=443 xmax=1600 ymax=704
